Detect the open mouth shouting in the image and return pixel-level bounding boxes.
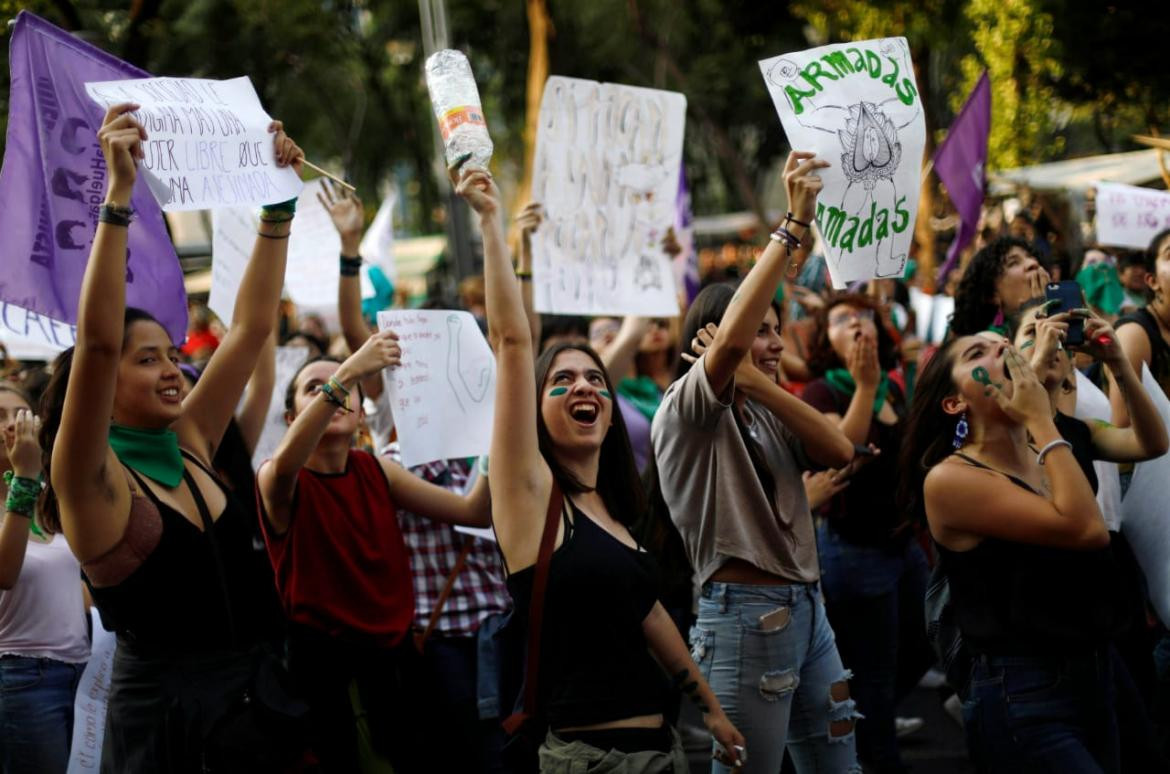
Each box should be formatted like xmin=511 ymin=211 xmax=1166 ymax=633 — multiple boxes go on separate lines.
xmin=569 ymin=400 xmax=600 ymax=427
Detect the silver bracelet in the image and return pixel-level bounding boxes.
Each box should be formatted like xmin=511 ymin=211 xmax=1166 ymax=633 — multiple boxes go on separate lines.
xmin=1036 ymin=439 xmax=1072 ymax=465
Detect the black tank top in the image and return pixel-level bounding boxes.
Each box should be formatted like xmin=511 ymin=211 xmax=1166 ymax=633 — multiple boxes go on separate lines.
xmin=86 ymin=451 xmax=282 ymax=654
xmin=1117 ymin=307 xmax=1170 ymax=395
xmin=936 ymin=453 xmax=1129 ymax=655
xmin=506 ymin=497 xmax=667 ymax=729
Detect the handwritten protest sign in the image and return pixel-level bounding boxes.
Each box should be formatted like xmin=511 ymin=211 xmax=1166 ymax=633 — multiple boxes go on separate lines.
xmin=209 ymin=179 xmax=342 ymax=322
xmin=759 ymin=38 xmax=925 ymax=287
xmin=250 ymin=345 xmax=310 ymax=470
xmin=66 ymin=608 xmax=114 ymax=773
xmin=0 ymin=302 xmax=75 ymax=360
xmin=1095 ymin=182 xmax=1170 ymax=250
xmin=531 ymin=76 xmax=686 ymax=316
xmin=1121 ymin=364 xmax=1170 ymax=623
xmin=376 ymin=309 xmax=495 ymax=468
xmin=84 ymin=76 xmax=303 ymax=211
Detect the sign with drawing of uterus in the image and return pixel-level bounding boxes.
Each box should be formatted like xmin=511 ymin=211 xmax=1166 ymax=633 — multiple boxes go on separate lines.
xmin=760 ymin=37 xmax=925 ymax=287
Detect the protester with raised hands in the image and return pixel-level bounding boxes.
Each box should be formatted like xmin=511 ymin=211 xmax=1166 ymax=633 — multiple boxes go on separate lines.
xmin=800 ymin=293 xmax=932 ymax=774
xmin=650 ymin=150 xmax=858 ymax=774
xmin=256 ymin=327 xmax=492 ymax=773
xmin=315 ymin=179 xmax=512 ymax=772
xmin=951 ymin=236 xmax=1051 ymax=336
xmin=0 ymin=386 xmax=89 ymax=774
xmin=901 ymin=334 xmax=1126 ymax=771
xmin=39 ymin=103 xmax=302 ymax=772
xmin=462 ymin=160 xmax=743 ymax=771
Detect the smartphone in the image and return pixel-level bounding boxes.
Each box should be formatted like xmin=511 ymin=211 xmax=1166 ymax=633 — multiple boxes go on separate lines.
xmin=757 ymin=606 xmax=790 ymax=633
xmin=1044 ymin=281 xmax=1085 ymax=347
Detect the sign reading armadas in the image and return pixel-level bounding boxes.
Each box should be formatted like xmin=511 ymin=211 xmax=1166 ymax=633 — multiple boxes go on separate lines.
xmin=759 ymin=38 xmax=925 ymax=288
xmin=531 ymin=77 xmax=686 ymax=316
xmin=84 ymin=76 xmax=303 ymax=211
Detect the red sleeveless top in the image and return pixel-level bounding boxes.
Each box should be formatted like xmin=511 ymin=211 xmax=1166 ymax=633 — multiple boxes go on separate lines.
xmin=258 ymin=450 xmax=414 ymax=646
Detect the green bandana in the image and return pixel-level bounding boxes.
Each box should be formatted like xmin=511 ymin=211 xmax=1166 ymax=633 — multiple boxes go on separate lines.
xmin=824 ymin=368 xmax=890 ymax=414
xmin=617 ymin=375 xmax=663 ymax=422
xmin=108 ymin=424 xmax=184 ymax=488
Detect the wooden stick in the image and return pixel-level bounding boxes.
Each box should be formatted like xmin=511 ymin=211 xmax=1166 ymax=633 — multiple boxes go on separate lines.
xmin=300 ymin=158 xmax=356 ymax=192
xmin=1132 ymin=134 xmax=1170 ymax=151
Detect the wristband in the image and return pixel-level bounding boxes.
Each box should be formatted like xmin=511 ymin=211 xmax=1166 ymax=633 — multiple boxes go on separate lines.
xmin=515 ymin=271 xmax=533 ymax=280
xmin=340 ymin=255 xmax=363 ymax=277
xmin=261 ymin=198 xmax=297 ymax=216
xmin=4 ymin=471 xmax=40 ymax=517
xmin=319 ymin=380 xmax=352 ymax=413
xmin=1036 ymin=439 xmax=1073 ymax=465
xmin=784 ymin=212 xmax=811 ymax=229
xmin=99 ymin=203 xmax=133 ymax=227
xmin=327 ymin=376 xmax=351 ymax=397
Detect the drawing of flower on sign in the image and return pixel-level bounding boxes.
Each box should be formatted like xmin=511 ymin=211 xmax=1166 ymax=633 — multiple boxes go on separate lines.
xmin=531 ymin=76 xmax=686 ymax=317
xmin=759 ymin=38 xmax=925 ymax=287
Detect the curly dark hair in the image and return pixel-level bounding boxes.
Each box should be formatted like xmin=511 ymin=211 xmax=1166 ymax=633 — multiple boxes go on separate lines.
xmin=805 ymin=293 xmax=900 ymax=377
xmin=951 ymin=236 xmax=1041 ymax=336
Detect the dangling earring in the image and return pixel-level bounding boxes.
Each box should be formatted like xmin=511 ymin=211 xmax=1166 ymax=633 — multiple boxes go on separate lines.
xmin=952 ymin=411 xmax=969 ymax=449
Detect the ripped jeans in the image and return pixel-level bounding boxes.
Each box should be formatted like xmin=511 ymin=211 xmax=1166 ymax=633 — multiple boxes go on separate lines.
xmin=692 ymin=582 xmax=861 ymax=774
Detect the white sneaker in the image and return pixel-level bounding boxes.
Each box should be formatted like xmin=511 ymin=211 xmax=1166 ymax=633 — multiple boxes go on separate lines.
xmin=894 ymin=716 xmax=925 ymax=738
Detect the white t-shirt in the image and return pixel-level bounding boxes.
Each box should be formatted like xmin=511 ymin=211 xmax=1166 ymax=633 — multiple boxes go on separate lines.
xmin=0 ymin=533 xmax=90 ymax=663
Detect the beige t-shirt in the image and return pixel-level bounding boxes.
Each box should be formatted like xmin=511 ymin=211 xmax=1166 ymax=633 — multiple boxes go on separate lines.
xmin=651 ymin=355 xmax=820 ymax=585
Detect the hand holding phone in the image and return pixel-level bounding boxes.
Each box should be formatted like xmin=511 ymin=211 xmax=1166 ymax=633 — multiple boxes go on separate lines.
xmin=1043 ymin=281 xmax=1086 ymax=347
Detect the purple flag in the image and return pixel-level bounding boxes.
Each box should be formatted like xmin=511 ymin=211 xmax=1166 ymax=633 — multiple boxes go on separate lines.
xmin=0 ymin=12 xmax=186 ymax=343
xmin=673 ymin=166 xmax=699 ymax=305
xmin=933 ymin=71 xmax=991 ymax=282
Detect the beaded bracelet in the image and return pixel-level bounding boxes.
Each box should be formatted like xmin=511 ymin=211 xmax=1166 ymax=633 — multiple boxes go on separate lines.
xmin=319 ymin=380 xmax=352 ymax=413
xmin=327 ymin=376 xmax=351 ymax=397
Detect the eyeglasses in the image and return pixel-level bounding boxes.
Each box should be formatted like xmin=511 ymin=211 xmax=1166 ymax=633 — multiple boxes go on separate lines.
xmin=827 ymin=308 xmax=875 ymax=327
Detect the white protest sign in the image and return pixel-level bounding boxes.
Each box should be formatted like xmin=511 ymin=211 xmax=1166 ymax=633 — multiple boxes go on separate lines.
xmin=250 ymin=345 xmax=310 ymax=470
xmin=0 ymin=302 xmax=75 ymax=359
xmin=360 ymin=191 xmax=398 ymax=284
xmin=67 ymin=608 xmax=115 ymax=773
xmin=1074 ymin=370 xmax=1123 ymax=531
xmin=209 ymin=207 xmax=257 ymax=324
xmin=1121 ymin=364 xmax=1170 ymax=623
xmin=760 ymin=38 xmax=925 ymax=288
xmin=376 ymin=309 xmax=495 ymax=468
xmin=208 ymin=179 xmax=343 ymax=323
xmin=84 ymin=77 xmax=303 ymax=211
xmin=531 ymin=76 xmax=686 ymax=316
xmin=1095 ymin=182 xmax=1170 ymax=250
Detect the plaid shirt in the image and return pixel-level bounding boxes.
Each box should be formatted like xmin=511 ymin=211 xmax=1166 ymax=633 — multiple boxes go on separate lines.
xmin=383 ymin=445 xmax=511 ymax=637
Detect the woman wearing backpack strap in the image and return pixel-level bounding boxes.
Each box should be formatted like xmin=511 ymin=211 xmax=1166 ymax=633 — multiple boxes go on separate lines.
xmin=461 ymin=162 xmax=743 ymax=772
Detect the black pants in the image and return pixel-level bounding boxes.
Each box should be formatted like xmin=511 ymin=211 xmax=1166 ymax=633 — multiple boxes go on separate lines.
xmin=287 ymin=623 xmax=425 ymax=774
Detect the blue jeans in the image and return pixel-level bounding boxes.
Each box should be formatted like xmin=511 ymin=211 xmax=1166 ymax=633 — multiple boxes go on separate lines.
xmin=961 ymin=651 xmax=1120 ymax=773
xmin=0 ymin=655 xmax=85 ymax=774
xmin=692 ymin=582 xmax=861 ymax=774
xmin=818 ymin=529 xmax=933 ymax=773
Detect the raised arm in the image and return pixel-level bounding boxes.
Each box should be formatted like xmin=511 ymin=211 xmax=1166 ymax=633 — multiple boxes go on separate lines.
xmin=1108 ymin=321 xmax=1152 ymax=426
xmin=1083 ymin=313 xmax=1169 ymax=461
xmin=834 ymin=334 xmax=882 ymax=445
xmin=0 ymin=411 xmax=41 ymax=589
xmin=704 ymin=151 xmax=827 ymax=396
xmin=459 ymin=168 xmax=550 ymax=566
xmin=515 ymin=201 xmax=543 ymax=349
xmin=599 ymin=316 xmax=650 ymax=383
xmin=179 ymin=123 xmax=302 ymax=462
xmin=257 ymin=329 xmax=400 ymax=535
xmin=51 ymin=104 xmax=143 ymax=560
xmin=235 ymin=330 xmax=276 ymax=455
xmin=321 ymin=181 xmax=385 ymax=401
xmin=379 ymin=459 xmax=491 ymax=527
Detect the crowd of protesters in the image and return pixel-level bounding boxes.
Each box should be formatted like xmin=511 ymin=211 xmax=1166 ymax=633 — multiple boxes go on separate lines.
xmin=2 ymin=98 xmax=1170 ymax=774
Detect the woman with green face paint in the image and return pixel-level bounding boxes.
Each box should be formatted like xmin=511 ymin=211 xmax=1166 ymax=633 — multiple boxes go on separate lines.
xmin=460 ymin=162 xmax=744 ymax=771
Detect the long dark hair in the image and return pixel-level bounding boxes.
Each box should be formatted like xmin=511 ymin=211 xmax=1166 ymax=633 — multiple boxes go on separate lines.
xmin=805 ymin=293 xmax=900 ymax=377
xmin=951 ymin=236 xmax=1040 ymax=335
xmin=1145 ymin=228 xmax=1170 ymax=273
xmin=38 ymin=307 xmax=165 ymax=535
xmin=533 ymin=342 xmax=645 ymax=526
xmin=897 ymin=337 xmax=964 ymax=524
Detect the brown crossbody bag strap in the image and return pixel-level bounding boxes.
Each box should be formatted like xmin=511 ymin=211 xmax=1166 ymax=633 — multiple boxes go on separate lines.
xmin=413 ymin=538 xmax=475 ymax=653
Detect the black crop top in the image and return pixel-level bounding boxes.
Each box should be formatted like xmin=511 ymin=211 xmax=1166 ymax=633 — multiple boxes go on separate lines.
xmin=937 ymin=453 xmax=1129 ymax=655
xmin=506 ymin=498 xmax=667 ymax=729
xmin=85 ymin=451 xmax=283 ymax=654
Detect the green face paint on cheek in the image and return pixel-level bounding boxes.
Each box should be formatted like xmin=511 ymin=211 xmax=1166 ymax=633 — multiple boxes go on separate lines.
xmin=599 ymin=390 xmax=612 ymax=400
xmin=547 ymin=387 xmax=569 ymax=397
xmin=972 ymin=366 xmax=992 ymax=387
xmin=1020 ymin=340 xmax=1035 ymax=350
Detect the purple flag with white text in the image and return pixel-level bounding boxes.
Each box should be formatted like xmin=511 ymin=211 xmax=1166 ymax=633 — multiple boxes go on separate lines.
xmin=0 ymin=12 xmax=186 ymax=343
xmin=933 ymin=72 xmax=991 ymax=281
xmin=673 ymin=166 xmax=699 ymax=305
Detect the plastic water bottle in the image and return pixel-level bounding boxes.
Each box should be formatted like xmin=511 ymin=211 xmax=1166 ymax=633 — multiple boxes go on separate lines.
xmin=424 ymin=49 xmax=493 ymax=169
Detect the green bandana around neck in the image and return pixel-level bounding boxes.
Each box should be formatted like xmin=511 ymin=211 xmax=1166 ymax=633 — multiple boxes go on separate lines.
xmin=617 ymin=375 xmax=663 ymax=422
xmin=824 ymin=368 xmax=891 ymax=414
xmin=108 ymin=424 xmax=184 ymax=488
